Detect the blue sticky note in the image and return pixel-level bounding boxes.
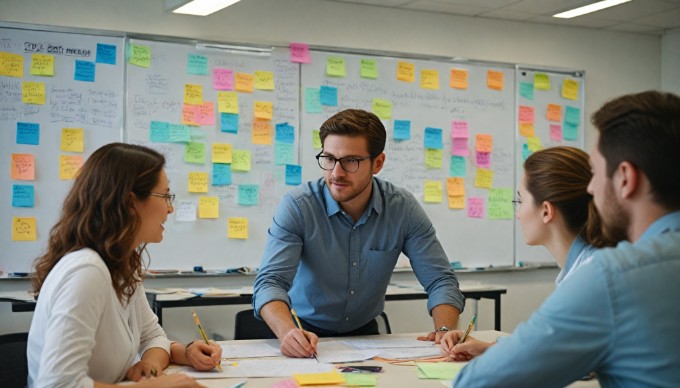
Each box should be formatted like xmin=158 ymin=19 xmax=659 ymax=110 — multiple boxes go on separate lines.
xmin=519 ymin=82 xmax=534 ymax=100
xmin=305 ymin=87 xmax=322 ymax=113
xmin=212 ymin=163 xmax=232 ymax=186
xmin=12 ymin=185 xmax=35 ymax=207
xmin=220 ymin=113 xmax=239 ymax=133
xmin=169 ymin=123 xmax=191 ymax=143
xmin=522 ymin=143 xmax=532 ymax=161
xmin=96 ymin=43 xmax=117 ymax=65
xmin=393 ymin=120 xmax=411 ymax=140
xmin=16 ymin=122 xmax=40 ymax=145
xmin=149 ymin=121 xmax=170 ymax=143
xmin=424 ymin=127 xmax=443 ymax=149
xmin=450 ymin=156 xmax=466 ymax=177
xmin=187 ymin=54 xmax=208 ymax=75
xmin=285 ymin=164 xmax=302 ymax=186
xmin=564 ymin=106 xmax=580 ymax=126
xmin=319 ymin=85 xmax=338 ymax=106
xmin=276 ymin=122 xmax=295 ymax=144
xmin=238 ymin=184 xmax=260 ymax=206
xmin=563 ymin=121 xmax=579 ymax=141
xmin=74 ymin=60 xmax=95 ymax=82
xmin=275 ymin=142 xmax=295 ymax=165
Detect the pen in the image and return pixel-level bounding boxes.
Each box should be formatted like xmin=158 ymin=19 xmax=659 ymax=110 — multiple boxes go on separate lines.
xmin=457 ymin=314 xmax=477 ymax=345
xmin=291 ymin=308 xmax=318 ymax=360
xmin=191 ymin=309 xmax=223 ymax=371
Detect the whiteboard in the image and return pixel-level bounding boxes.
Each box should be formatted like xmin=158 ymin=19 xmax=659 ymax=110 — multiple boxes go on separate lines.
xmin=0 ymin=25 xmax=125 ymax=273
xmin=301 ymin=50 xmax=517 ymax=268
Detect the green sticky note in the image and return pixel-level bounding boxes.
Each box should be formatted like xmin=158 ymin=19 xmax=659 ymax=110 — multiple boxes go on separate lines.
xmin=534 ymin=73 xmax=551 ymax=90
xmin=184 ymin=142 xmax=206 ymax=164
xmin=305 ymin=87 xmax=322 ymax=113
xmin=519 ymin=82 xmax=534 ymax=100
xmin=372 ymin=98 xmax=392 ymax=119
xmin=488 ymin=188 xmax=513 ymax=219
xmin=360 ymin=58 xmax=378 ymax=79
xmin=232 ymin=150 xmax=251 ymax=172
xmin=450 ymin=156 xmax=466 ymax=177
xmin=274 ymin=142 xmax=295 ymax=165
xmin=312 ymin=130 xmax=322 ymax=149
xmin=416 ymin=362 xmax=465 ymax=380
xmin=326 ymin=56 xmax=346 ymax=77
xmin=129 ymin=44 xmax=150 ymax=68
xmin=187 ymin=54 xmax=208 ymax=75
xmin=342 ymin=373 xmax=377 ymax=387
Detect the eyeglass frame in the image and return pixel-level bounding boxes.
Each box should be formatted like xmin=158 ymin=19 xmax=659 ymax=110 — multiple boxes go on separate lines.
xmin=315 ymin=151 xmax=375 ymax=173
xmin=144 ymin=192 xmax=176 ymax=206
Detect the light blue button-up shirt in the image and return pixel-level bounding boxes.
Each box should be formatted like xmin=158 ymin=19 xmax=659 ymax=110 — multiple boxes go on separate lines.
xmin=253 ymin=177 xmax=464 ymax=333
xmin=555 ymin=235 xmax=597 ymax=287
xmin=454 ymin=211 xmax=680 ymax=387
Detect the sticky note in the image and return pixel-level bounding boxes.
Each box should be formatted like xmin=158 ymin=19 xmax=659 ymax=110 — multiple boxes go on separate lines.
xmin=534 ymin=73 xmax=551 ymax=90
xmin=424 ymin=127 xmax=443 ymax=149
xmin=276 ymin=122 xmax=295 ymax=144
xmin=289 ymin=42 xmax=311 ymax=64
xmin=196 ymin=102 xmax=215 ymax=125
xmin=312 ymin=130 xmax=322 ymax=149
xmin=22 ymin=82 xmax=46 ymax=105
xmin=519 ymin=82 xmax=534 ymax=100
xmin=220 ymin=113 xmax=239 ymax=133
xmin=547 ymin=104 xmax=562 ymax=122
xmin=12 ymin=185 xmax=35 ymax=207
xmin=423 ymin=180 xmax=443 ymax=203
xmin=212 ymin=163 xmax=231 ymax=186
xmin=393 ymin=120 xmax=411 ymax=140
xmin=450 ymin=68 xmax=468 ymax=89
xmin=562 ymin=79 xmax=579 ymax=100
xmin=212 ymin=143 xmax=232 ymax=163
xmin=527 ymin=136 xmax=543 ymax=152
xmin=360 ymin=58 xmax=378 ymax=79
xmin=518 ymin=105 xmax=534 ymax=123
xmin=550 ymin=124 xmax=562 ymax=141
xmin=185 ymin=142 xmax=206 ymax=164
xmin=275 ymin=142 xmax=295 ymax=165
xmin=232 ymin=150 xmax=251 ymax=171
xmin=564 ymin=106 xmax=581 ymax=126
xmin=150 ymin=121 xmax=170 ymax=143
xmin=447 ymin=177 xmax=465 ymax=196
xmin=213 ymin=68 xmax=234 ymax=90
xmin=295 ymin=371 xmax=346 ymax=386
xmin=467 ymin=197 xmax=485 ymax=218
xmin=198 ymin=196 xmax=219 ymax=218
xmin=252 ymin=119 xmax=272 ymax=145
xmin=0 ymin=52 xmax=24 ymax=77
xmin=174 ymin=200 xmax=197 ymax=222
xmin=475 ymin=134 xmax=493 ymax=153
xmin=451 ymin=120 xmax=469 ymax=138
xmin=305 ymin=87 xmax=322 ymax=113
xmin=182 ymin=104 xmax=199 ymax=126
xmin=184 ymin=84 xmax=203 ymax=105
xmin=217 ymin=91 xmax=239 ymax=113
xmin=30 ymin=54 xmax=54 ymax=76
xmin=416 ymin=362 xmax=464 ymax=380
xmin=487 ymin=70 xmax=504 ymax=91
xmin=519 ymin=123 xmax=534 ymax=137
xmin=96 ymin=43 xmax=116 ymax=65
xmin=238 ymin=184 xmax=260 ymax=206
xmin=188 ymin=172 xmax=209 ymax=193
xmin=523 ymin=143 xmax=532 ymax=161
xmin=16 ymin=122 xmax=39 ymax=145
xmin=372 ymin=98 xmax=392 ymax=119
xmin=187 ymin=54 xmax=208 ymax=75
xmin=235 ymin=72 xmax=254 ymax=93
xmin=476 ymin=151 xmax=491 ymax=168
xmin=74 ymin=60 xmax=95 ymax=82
xmin=563 ymin=121 xmax=579 ymax=141
xmin=326 ymin=56 xmax=346 ymax=77
xmin=341 ymin=372 xmax=377 ymax=387
xmin=425 ymin=149 xmax=442 ymax=169
xmin=449 ymin=194 xmax=465 ymax=209
xmin=285 ymin=164 xmax=302 ymax=185
xmin=254 ymin=101 xmax=273 ymax=120
xmin=169 ymin=124 xmax=191 ymax=143
xmin=61 ymin=128 xmax=84 ymax=152
xmin=451 ymin=137 xmax=469 ymax=156
xmin=488 ymin=188 xmax=513 ymax=220
xmin=450 ymin=156 xmax=466 ymax=177
xmin=420 ymin=69 xmax=439 ymax=90
xmin=228 ymin=217 xmax=248 ymax=239
xmin=396 ymin=61 xmax=415 ymax=82
xmin=254 ymin=71 xmax=275 ymax=90
xmin=129 ymin=44 xmax=150 ymax=67
xmin=59 ymin=155 xmax=84 ymax=180
xmin=319 ymin=85 xmax=338 ymax=106
xmin=11 ymin=154 xmax=35 ymax=180
xmin=474 ymin=168 xmax=493 ymax=189
xmin=12 ymin=217 xmax=37 ymax=241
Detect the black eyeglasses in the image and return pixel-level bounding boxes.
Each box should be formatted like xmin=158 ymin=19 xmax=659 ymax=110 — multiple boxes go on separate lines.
xmin=145 ymin=192 xmax=176 ymax=206
xmin=512 ymin=199 xmax=522 ymax=211
xmin=315 ymin=151 xmax=372 ymax=173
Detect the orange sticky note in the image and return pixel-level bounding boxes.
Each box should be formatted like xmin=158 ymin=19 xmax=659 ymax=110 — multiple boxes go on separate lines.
xmin=396 ymin=61 xmax=415 ymax=82
xmin=235 ymin=73 xmax=254 ymax=93
xmin=254 ymin=70 xmax=275 ymax=90
xmin=182 ymin=104 xmax=200 ymax=125
xmin=487 ymin=70 xmax=504 ymax=91
xmin=252 ymin=119 xmax=272 ymax=145
xmin=184 ymin=84 xmax=203 ymax=105
xmin=519 ymin=123 xmax=535 ymax=137
xmin=198 ymin=196 xmax=219 ymax=218
xmin=420 ymin=69 xmax=439 ymax=90
xmin=450 ymin=68 xmax=468 ymax=89
xmin=22 ymin=82 xmax=46 ymax=105
xmin=0 ymin=52 xmax=24 ymax=77
xmin=547 ymin=104 xmax=562 ymax=122
xmin=228 ymin=217 xmax=248 ymax=239
xmin=12 ymin=217 xmax=37 ymax=241
xmin=11 ymin=154 xmax=36 ymax=180
xmin=475 ymin=134 xmax=493 ymax=153
xmin=448 ymin=195 xmax=465 ymax=209
xmin=253 ymin=101 xmax=273 ymax=120
xmin=447 ymin=177 xmax=466 ymax=196
xmin=59 ymin=155 xmax=84 ymax=180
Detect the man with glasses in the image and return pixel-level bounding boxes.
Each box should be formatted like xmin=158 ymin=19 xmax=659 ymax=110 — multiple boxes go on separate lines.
xmin=253 ymin=109 xmax=464 ymax=358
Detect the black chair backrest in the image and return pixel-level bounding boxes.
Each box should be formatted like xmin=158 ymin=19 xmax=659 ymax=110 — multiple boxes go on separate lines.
xmin=0 ymin=332 xmax=29 ymax=388
xmin=234 ymin=309 xmax=276 ymax=340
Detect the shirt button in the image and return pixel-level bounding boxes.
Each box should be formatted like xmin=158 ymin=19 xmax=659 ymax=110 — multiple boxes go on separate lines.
xmin=350 ymin=290 xmax=355 ymax=295
xmin=345 ymin=317 xmax=349 ymax=321
xmin=352 ymin=262 xmax=357 ymax=266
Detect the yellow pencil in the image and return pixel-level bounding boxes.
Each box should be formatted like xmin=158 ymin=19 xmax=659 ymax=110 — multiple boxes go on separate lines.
xmin=457 ymin=314 xmax=477 ymax=345
xmin=191 ymin=309 xmax=223 ymax=371
xmin=291 ymin=308 xmax=318 ymax=360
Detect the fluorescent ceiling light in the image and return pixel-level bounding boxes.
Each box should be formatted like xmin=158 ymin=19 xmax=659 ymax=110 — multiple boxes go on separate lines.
xmin=167 ymin=0 xmax=241 ymax=16
xmin=553 ymin=0 xmax=631 ymax=18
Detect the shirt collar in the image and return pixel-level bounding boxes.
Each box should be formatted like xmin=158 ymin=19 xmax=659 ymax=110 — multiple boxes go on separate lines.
xmin=639 ymin=210 xmax=680 ymax=241
xmin=322 ymin=178 xmax=383 ymax=218
xmin=565 ymin=235 xmax=588 ymax=269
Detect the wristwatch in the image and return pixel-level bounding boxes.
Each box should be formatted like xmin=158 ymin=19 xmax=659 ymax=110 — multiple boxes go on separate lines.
xmin=436 ymin=326 xmax=451 ymax=332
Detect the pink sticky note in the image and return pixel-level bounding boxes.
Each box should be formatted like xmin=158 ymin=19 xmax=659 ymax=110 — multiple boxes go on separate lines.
xmin=182 ymin=104 xmax=200 ymax=125
xmin=550 ymin=124 xmax=562 ymax=142
xmin=452 ymin=137 xmax=469 ymax=156
xmin=467 ymin=197 xmax=485 ymax=218
xmin=476 ymin=151 xmax=491 ymax=168
xmin=451 ymin=120 xmax=469 ymax=138
xmin=272 ymin=379 xmax=299 ymax=388
xmin=290 ymin=43 xmax=311 ymax=64
xmin=213 ymin=68 xmax=233 ymax=90
xmin=197 ymin=102 xmax=215 ymax=125
xmin=519 ymin=105 xmax=535 ymax=123
xmin=11 ymin=153 xmax=36 ymax=180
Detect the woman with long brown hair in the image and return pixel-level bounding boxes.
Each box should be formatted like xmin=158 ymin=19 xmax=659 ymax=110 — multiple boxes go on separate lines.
xmin=27 ymin=143 xmax=220 ymax=387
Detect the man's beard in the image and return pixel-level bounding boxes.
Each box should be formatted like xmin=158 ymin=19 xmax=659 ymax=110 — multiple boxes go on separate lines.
xmin=600 ymin=184 xmax=630 ymax=243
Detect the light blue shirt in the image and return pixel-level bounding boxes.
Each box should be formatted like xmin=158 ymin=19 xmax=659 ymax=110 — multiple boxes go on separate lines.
xmin=253 ymin=177 xmax=464 ymax=333
xmin=453 ymin=211 xmax=680 ymax=387
xmin=554 ymin=236 xmax=597 ymax=287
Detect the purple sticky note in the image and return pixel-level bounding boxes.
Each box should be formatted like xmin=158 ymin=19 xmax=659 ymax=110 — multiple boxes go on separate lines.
xmin=467 ymin=197 xmax=485 ymax=218
xmin=476 ymin=151 xmax=491 ymax=168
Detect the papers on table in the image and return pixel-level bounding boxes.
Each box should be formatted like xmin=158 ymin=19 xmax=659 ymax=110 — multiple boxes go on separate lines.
xmin=219 ymin=359 xmax=336 ymax=378
xmin=314 ymin=341 xmax=381 ymax=364
xmin=221 ymin=340 xmax=282 ymax=358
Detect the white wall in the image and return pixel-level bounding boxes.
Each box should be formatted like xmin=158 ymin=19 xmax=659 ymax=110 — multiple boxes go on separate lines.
xmin=662 ymin=29 xmax=680 ymax=95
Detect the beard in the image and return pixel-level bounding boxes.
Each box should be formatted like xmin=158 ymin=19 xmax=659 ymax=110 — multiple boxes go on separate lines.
xmin=599 ymin=184 xmax=630 ymax=243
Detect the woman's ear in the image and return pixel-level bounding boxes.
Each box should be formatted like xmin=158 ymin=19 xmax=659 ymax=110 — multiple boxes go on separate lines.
xmin=128 ymin=192 xmax=139 ymax=215
xmin=542 ymin=201 xmax=555 ymax=224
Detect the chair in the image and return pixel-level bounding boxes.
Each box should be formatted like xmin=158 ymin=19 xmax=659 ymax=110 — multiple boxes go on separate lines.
xmin=377 ymin=311 xmax=392 ymax=334
xmin=0 ymin=332 xmax=29 ymax=388
xmin=234 ymin=309 xmax=276 ymax=340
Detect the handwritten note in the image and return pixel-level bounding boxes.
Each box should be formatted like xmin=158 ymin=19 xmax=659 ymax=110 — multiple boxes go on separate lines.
xmin=11 ymin=154 xmax=35 ymax=180
xmin=16 ymin=122 xmax=40 ymax=145
xmin=30 ymin=54 xmax=54 ymax=76
xmin=254 ymin=101 xmax=273 ymax=120
xmin=59 ymin=155 xmax=84 ymax=180
xmin=550 ymin=124 xmax=562 ymax=141
xmin=184 ymin=142 xmax=206 ymax=164
xmin=228 ymin=217 xmax=249 ymax=239
xmin=450 ymin=68 xmax=468 ymax=89
xmin=275 ymin=143 xmax=295 ymax=165
xmin=476 ymin=151 xmax=491 ymax=168
xmin=423 ymin=180 xmax=443 ymax=203
xmin=61 ymin=128 xmax=84 ymax=152
xmin=289 ymin=42 xmax=311 ymax=63
xmin=519 ymin=123 xmax=534 ymax=137
xmin=450 ymin=156 xmax=466 ymax=177
xmin=447 ymin=177 xmax=465 ymax=196
xmin=198 ymin=196 xmax=219 ymax=219
xmin=252 ymin=119 xmax=273 ymax=145
xmin=285 ymin=164 xmax=302 ymax=185
xmin=212 ymin=163 xmax=231 ymax=186
xmin=217 ymin=91 xmax=239 ymax=113
xmin=169 ymin=123 xmax=191 ymax=142
xmin=174 ymin=200 xmax=197 ymax=222
xmin=475 ymin=134 xmax=493 ymax=153
xmin=22 ymin=82 xmax=46 ymax=105
xmin=474 ymin=168 xmax=493 ymax=189
xmin=393 ymin=120 xmax=411 ymax=140
xmin=184 ymin=84 xmax=203 ymax=105
xmin=149 ymin=121 xmax=169 ymax=143
xmin=276 ymin=122 xmax=295 ymax=144
xmin=129 ymin=44 xmax=150 ymax=67
xmin=187 ymin=54 xmax=208 ymax=75
xmin=232 ymin=150 xmax=251 ymax=171
xmin=487 ymin=70 xmax=504 ymax=91
xmin=213 ymin=68 xmax=234 ymax=90
xmin=372 ymin=98 xmax=392 ymax=119
xmin=319 ymin=85 xmax=338 ymax=106
xmin=312 ymin=130 xmax=322 ymax=149
xmin=425 ymin=149 xmax=443 ymax=169
xmin=488 ymin=188 xmax=513 ymax=219
xmin=527 ymin=136 xmax=543 ymax=152
xmin=254 ymin=71 xmax=275 ymax=90
xmin=326 ymin=56 xmax=346 ymax=77
xmin=188 ymin=172 xmax=209 ymax=193
xmin=451 ymin=138 xmax=469 ymax=156
xmin=519 ymin=81 xmax=534 ymax=100
xmin=534 ymin=73 xmax=551 ymax=90
xmin=238 ymin=184 xmax=260 ymax=206
xmin=96 ymin=43 xmax=117 ymax=65
xmin=74 ymin=60 xmax=95 ymax=82
xmin=0 ymin=52 xmax=24 ymax=77
xmin=305 ymin=87 xmax=322 ymax=113
xmin=360 ymin=58 xmax=378 ymax=79
xmin=12 ymin=185 xmax=35 ymax=208
xmin=451 ymin=120 xmax=469 ymax=138
xmin=220 ymin=113 xmax=239 ymax=133
xmin=212 ymin=143 xmax=233 ymax=163
xmin=396 ymin=61 xmax=415 ymax=82
xmin=518 ymin=105 xmax=535 ymax=123
xmin=235 ymin=72 xmax=254 ymax=93
xmin=424 ymin=127 xmax=443 ymax=149
xmin=420 ymin=69 xmax=439 ymax=90
xmin=547 ymin=104 xmax=562 ymax=122
xmin=562 ymin=79 xmax=579 ymax=100
xmin=12 ymin=217 xmax=37 ymax=241
xmin=467 ymin=197 xmax=485 ymax=218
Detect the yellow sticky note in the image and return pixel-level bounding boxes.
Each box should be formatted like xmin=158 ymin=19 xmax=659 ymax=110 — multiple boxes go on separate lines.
xmin=228 ymin=217 xmax=248 ymax=239
xmin=476 ymin=134 xmax=493 ymax=153
xmin=562 ymin=79 xmax=579 ymax=100
xmin=527 ymin=136 xmax=543 ymax=152
xmin=30 ymin=54 xmax=54 ymax=76
xmin=425 ymin=149 xmax=442 ymax=168
xmin=420 ymin=69 xmax=440 ymax=90
xmin=547 ymin=104 xmax=562 ymax=122
xmin=11 ymin=153 xmax=36 ymax=180
xmin=519 ymin=123 xmax=535 ymax=137
xmin=326 ymin=56 xmax=346 ymax=77
xmin=22 ymin=82 xmax=46 ymax=105
xmin=447 ymin=177 xmax=465 ymax=196
xmin=293 ymin=371 xmax=345 ymax=386
xmin=217 ymin=91 xmax=239 ymax=113
xmin=450 ymin=68 xmax=468 ymax=89
xmin=188 ymin=172 xmax=209 ymax=193
xmin=232 ymin=150 xmax=251 ymax=172
xmin=448 ymin=195 xmax=465 ymax=209
xmin=475 ymin=168 xmax=494 ymax=189
xmin=61 ymin=128 xmax=84 ymax=152
xmin=59 ymin=155 xmax=84 ymax=180
xmin=253 ymin=101 xmax=273 ymax=120
xmin=0 ymin=52 xmax=24 ymax=77
xmin=198 ymin=196 xmax=219 ymax=219
xmin=129 ymin=44 xmax=150 ymax=67
xmin=252 ymin=119 xmax=272 ymax=145
xmin=372 ymin=98 xmax=392 ymax=119
xmin=423 ymin=180 xmax=443 ymax=203
xmin=487 ymin=70 xmax=504 ymax=91
xmin=534 ymin=73 xmax=551 ymax=90
xmin=235 ymin=73 xmax=254 ymax=93
xmin=397 ymin=61 xmax=415 ymax=82
xmin=12 ymin=217 xmax=37 ymax=241
xmin=184 ymin=84 xmax=203 ymax=105
xmin=312 ymin=130 xmax=322 ymax=149
xmin=254 ymin=70 xmax=275 ymax=90
xmin=212 ymin=143 xmax=233 ymax=163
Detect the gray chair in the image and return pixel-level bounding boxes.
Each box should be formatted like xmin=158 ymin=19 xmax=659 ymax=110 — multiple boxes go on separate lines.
xmin=0 ymin=332 xmax=29 ymax=388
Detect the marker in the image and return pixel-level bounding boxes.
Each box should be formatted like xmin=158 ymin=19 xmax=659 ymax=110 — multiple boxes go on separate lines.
xmin=193 ymin=266 xmax=204 ymax=273
xmin=10 ymin=272 xmax=29 ymax=277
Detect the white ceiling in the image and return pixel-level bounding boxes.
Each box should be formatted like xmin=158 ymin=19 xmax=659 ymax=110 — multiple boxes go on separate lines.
xmin=323 ymin=0 xmax=680 ymax=35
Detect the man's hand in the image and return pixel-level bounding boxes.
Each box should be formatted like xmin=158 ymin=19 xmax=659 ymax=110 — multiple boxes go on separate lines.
xmin=279 ymin=327 xmax=319 ymax=358
xmin=416 ymin=330 xmax=448 ymax=344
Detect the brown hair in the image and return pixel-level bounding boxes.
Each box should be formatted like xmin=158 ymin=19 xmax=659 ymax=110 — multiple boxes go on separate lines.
xmin=33 ymin=143 xmax=166 ymax=301
xmin=592 ymin=90 xmax=680 ymax=210
xmin=319 ymin=109 xmax=386 ymax=158
xmin=524 ymin=146 xmax=613 ymax=248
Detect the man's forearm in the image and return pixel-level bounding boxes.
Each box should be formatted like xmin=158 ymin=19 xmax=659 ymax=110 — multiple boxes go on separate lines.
xmin=432 ymin=304 xmax=461 ymax=330
xmin=260 ymin=300 xmax=298 ymax=339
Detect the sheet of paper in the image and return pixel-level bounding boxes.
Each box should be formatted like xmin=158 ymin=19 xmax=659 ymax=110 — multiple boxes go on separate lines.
xmin=221 ymin=341 xmax=282 ymax=359
xmin=377 ymin=347 xmax=442 ymax=359
xmin=342 ymin=338 xmax=437 ymax=349
xmin=315 ymin=342 xmax=381 ymax=364
xmin=215 ymin=359 xmax=335 ymax=378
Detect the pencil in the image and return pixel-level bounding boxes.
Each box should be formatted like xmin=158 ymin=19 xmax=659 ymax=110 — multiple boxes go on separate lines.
xmin=191 ymin=309 xmax=223 ymax=371
xmin=291 ymin=308 xmax=318 ymax=360
xmin=457 ymin=314 xmax=477 ymax=345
